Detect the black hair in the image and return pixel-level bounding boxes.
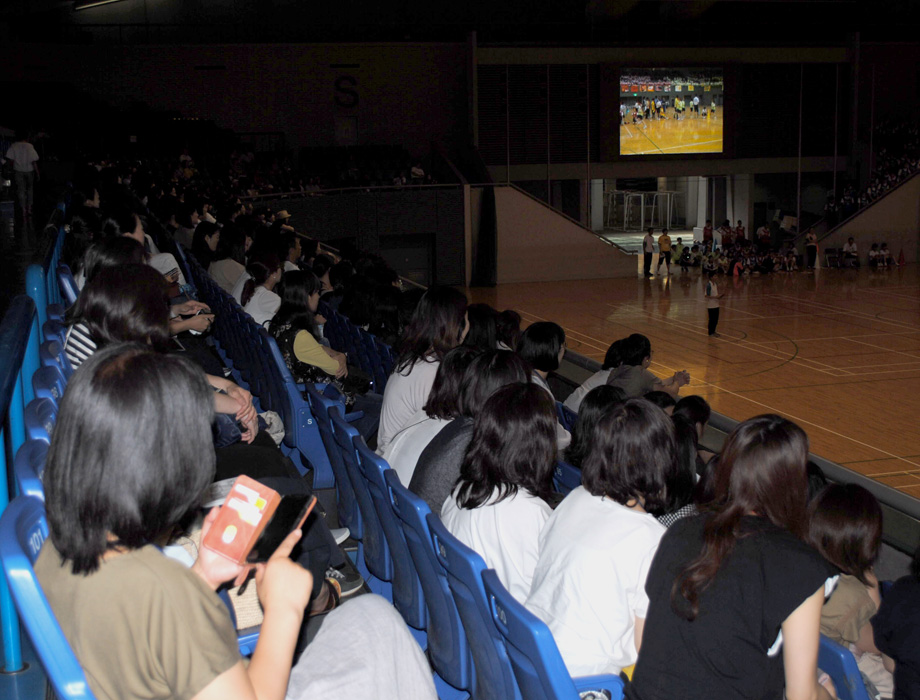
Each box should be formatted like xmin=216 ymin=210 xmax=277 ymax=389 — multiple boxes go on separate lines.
xmin=67 ymin=264 xmax=171 ymax=351
xmin=269 ymin=269 xmax=322 ymax=341
xmin=312 ymin=254 xmax=335 ymax=281
xmin=644 ymin=390 xmax=676 ymax=412
xmin=455 ymin=383 xmax=556 ymax=509
xmin=457 ymin=350 xmax=531 ymax=419
xmin=808 ymin=483 xmax=882 ymax=585
xmin=191 ymin=221 xmax=220 ymax=268
xmin=564 ymin=385 xmax=627 ymax=468
xmin=241 ymin=254 xmax=280 ymax=307
xmin=395 ymin=286 xmax=468 ymax=373
xmin=620 ymin=333 xmax=652 ymax=367
xmin=82 ymin=237 xmax=147 ymax=283
xmin=278 ymin=231 xmax=300 ymax=264
xmin=44 ymin=344 xmax=216 ymax=574
xmin=463 ymin=303 xmax=499 ymax=352
xmin=495 ymin=310 xmax=522 ymax=350
xmin=328 ymin=260 xmax=355 ymax=291
xmin=424 ymin=347 xmax=481 ymax=420
xmin=581 ymin=399 xmax=676 ymax=513
xmin=602 ymin=339 xmax=625 ymax=370
xmin=518 ymin=321 xmax=566 ymax=373
xmin=673 ymin=395 xmax=711 ymax=433
xmin=661 ymin=415 xmax=699 ymax=515
xmin=101 ymin=204 xmax=141 ymax=240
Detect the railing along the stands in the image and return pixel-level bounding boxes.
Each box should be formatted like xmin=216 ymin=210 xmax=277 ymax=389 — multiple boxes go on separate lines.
xmin=0 ymin=201 xmax=68 ymax=673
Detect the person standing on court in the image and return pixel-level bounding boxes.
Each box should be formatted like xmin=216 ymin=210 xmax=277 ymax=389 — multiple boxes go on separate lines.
xmin=657 ymin=228 xmax=672 ymax=276
xmin=643 ymin=228 xmax=656 ymax=278
xmin=805 ymin=230 xmax=819 ymax=271
xmin=705 ymin=270 xmax=724 ymax=338
xmin=3 ymin=129 xmax=40 ymax=221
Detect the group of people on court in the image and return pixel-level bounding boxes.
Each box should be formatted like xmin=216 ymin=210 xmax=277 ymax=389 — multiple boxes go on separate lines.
xmin=620 ymin=95 xmax=718 ymax=125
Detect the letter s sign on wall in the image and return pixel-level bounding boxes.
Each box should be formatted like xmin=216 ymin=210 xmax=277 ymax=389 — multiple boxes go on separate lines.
xmin=335 ymin=76 xmax=358 ymax=108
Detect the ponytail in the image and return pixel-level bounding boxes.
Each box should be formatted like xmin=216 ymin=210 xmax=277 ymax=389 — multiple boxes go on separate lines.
xmin=241 ymin=259 xmax=276 ymax=307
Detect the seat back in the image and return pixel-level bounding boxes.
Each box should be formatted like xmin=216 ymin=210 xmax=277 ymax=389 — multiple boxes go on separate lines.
xmin=32 ymin=365 xmax=67 ymax=407
xmin=13 ymin=439 xmax=49 ymax=500
xmin=385 ymin=472 xmax=472 ymax=691
xmin=482 ymin=570 xmax=624 ymax=700
xmin=330 ymin=409 xmax=392 ymax=581
xmin=555 ymin=402 xmax=578 ymax=432
xmin=428 ymin=513 xmax=521 ymax=700
xmin=40 ymin=339 xmax=74 ymax=380
xmin=0 ymin=496 xmax=97 ymax=699
xmin=57 ymin=263 xmax=79 ymax=307
xmin=42 ymin=319 xmax=67 ymax=347
xmin=24 ymin=397 xmax=58 ymax=444
xmin=304 ymin=384 xmax=361 ymax=535
xmin=818 ymin=635 xmax=872 ymax=700
xmin=552 ymin=460 xmax=582 ymax=496
xmin=355 ymin=444 xmax=426 ymax=629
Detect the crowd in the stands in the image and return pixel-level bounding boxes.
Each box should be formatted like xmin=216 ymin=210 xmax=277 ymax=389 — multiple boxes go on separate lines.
xmin=25 ymin=148 xmax=920 ymax=700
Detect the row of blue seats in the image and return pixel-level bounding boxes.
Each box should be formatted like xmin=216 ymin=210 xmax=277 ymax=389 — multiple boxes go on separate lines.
xmin=2 ymin=222 xmax=872 ymax=700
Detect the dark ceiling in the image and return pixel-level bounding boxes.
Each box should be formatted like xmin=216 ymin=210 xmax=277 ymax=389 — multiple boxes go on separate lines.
xmin=0 ymin=0 xmax=916 ymax=45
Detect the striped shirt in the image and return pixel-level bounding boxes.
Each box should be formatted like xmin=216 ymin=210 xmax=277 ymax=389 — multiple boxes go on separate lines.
xmin=64 ymin=323 xmax=98 ymax=369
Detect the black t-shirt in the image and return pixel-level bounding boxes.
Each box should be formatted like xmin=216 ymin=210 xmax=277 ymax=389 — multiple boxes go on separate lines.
xmin=871 ymin=574 xmax=920 ymax=700
xmin=627 ymin=514 xmax=832 ymax=700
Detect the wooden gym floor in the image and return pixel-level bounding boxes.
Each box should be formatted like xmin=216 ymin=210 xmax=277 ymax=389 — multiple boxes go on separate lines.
xmin=468 ymin=264 xmax=920 ymax=500
xmin=620 ymin=110 xmax=723 ymax=155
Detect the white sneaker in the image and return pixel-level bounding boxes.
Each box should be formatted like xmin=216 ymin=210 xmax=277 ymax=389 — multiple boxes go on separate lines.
xmin=331 ymin=527 xmax=350 ymax=545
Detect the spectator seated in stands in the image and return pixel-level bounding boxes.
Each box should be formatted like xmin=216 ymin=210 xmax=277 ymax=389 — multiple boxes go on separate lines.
xmin=441 ymin=382 xmax=557 ymax=603
xmin=526 ymin=399 xmax=675 ymax=677
xmin=103 ymin=202 xmax=187 ymax=287
xmin=462 ymin=303 xmax=500 ymax=352
xmin=495 ymin=309 xmax=522 ymax=350
xmin=377 ymin=286 xmax=469 ymax=451
xmin=643 ymin=390 xmax=676 ymax=414
xmin=872 ymin=545 xmax=920 ymax=700
xmin=563 ymin=338 xmax=624 ymax=413
xmin=35 ymin=344 xmax=437 ymax=700
xmin=191 ymin=220 xmax=221 ymax=270
xmin=241 ymin=256 xmax=282 ymax=327
xmin=409 ymin=350 xmax=529 ymax=513
xmin=563 ymin=385 xmax=627 ymax=469
xmin=654 ymin=416 xmax=702 ymax=529
xmin=809 ymin=483 xmax=892 ymax=699
xmin=605 ymin=333 xmax=690 ymax=399
xmin=672 ymin=394 xmax=716 ymax=470
xmin=174 ymin=203 xmax=200 ymax=249
xmin=626 ymin=415 xmax=836 ymax=700
xmin=517 ymin=321 xmax=572 ymax=449
xmin=269 ymin=269 xmax=380 ymax=439
xmin=279 ymin=231 xmax=303 ymax=272
xmin=208 ymin=226 xmax=248 ymax=294
xmin=380 ymin=346 xmax=478 ymax=484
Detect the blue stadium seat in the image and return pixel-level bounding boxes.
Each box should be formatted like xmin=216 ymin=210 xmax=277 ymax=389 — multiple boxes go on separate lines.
xmin=46 ymin=304 xmax=65 ymax=323
xmin=818 ymin=635 xmax=871 ymax=700
xmin=482 ymin=569 xmax=624 ymax=700
xmin=329 ymin=409 xmax=391 ymax=596
xmin=555 ymin=403 xmax=578 ymax=433
xmin=355 ymin=443 xmax=426 ymax=632
xmin=552 ymin=460 xmax=582 ymax=496
xmin=32 ymin=365 xmax=67 ymax=408
xmin=386 ymin=472 xmax=472 ymax=696
xmin=42 ymin=319 xmax=67 ymax=347
xmin=24 ymin=398 xmax=57 ymax=444
xmin=0 ymin=496 xmax=97 ymax=700
xmin=428 ymin=514 xmax=522 ymax=700
xmin=40 ymin=339 xmax=74 ymax=381
xmin=304 ymin=384 xmax=362 ymax=536
xmin=13 ymin=439 xmax=49 ymax=501
xmin=57 ymin=264 xmax=79 ymax=307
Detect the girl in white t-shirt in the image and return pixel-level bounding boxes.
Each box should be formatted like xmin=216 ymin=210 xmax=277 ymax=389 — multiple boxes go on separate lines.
xmin=377 ymin=286 xmax=469 ymax=450
xmin=526 ymin=399 xmax=676 ymax=677
xmin=241 ymin=256 xmax=282 ymax=327
xmin=442 ymin=382 xmax=557 ymax=603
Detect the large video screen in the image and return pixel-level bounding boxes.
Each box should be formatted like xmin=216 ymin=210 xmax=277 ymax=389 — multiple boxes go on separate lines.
xmin=619 ymin=68 xmax=724 ymax=156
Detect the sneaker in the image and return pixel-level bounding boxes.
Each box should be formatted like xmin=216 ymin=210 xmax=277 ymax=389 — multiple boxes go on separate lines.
xmin=331 ymin=527 xmax=350 ymax=545
xmin=326 ymin=563 xmax=364 ymax=598
xmin=709 ymin=332 xmax=721 ymax=338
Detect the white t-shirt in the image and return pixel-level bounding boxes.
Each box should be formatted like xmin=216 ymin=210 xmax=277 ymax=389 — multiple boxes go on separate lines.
xmin=283 ymin=260 xmax=300 ymax=273
xmin=148 ymin=252 xmax=187 ymax=286
xmin=442 ymin=487 xmax=552 ymax=604
xmin=705 ymin=279 xmax=720 ymax=309
xmin=377 ymin=359 xmax=440 ymax=451
xmin=562 ymin=368 xmax=611 ymax=412
xmin=379 ymin=409 xmax=451 ymax=485
xmin=643 ymin=234 xmax=655 ymax=253
xmin=5 ymin=142 xmax=39 ymax=172
xmin=243 ymin=286 xmax=281 ymax=327
xmin=231 ymin=271 xmax=252 ymax=305
xmin=526 ymin=486 xmax=664 ymax=677
xmin=209 ymin=258 xmax=246 ymax=294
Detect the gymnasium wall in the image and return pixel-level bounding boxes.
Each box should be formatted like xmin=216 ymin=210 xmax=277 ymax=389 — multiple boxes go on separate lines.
xmin=493 ymin=185 xmax=635 ymax=283
xmin=822 ymin=174 xmax=920 ymax=264
xmin=0 ymin=42 xmax=469 ymax=156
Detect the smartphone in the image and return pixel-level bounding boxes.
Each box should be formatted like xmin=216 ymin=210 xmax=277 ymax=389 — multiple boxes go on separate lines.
xmin=170 ymin=337 xmax=186 ymax=352
xmin=245 ymin=494 xmax=316 ymax=564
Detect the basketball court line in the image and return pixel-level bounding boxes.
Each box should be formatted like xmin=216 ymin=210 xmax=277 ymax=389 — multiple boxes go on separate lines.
xmin=766 ymin=294 xmax=920 ymax=332
xmin=842 ymin=336 xmax=920 ymax=361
